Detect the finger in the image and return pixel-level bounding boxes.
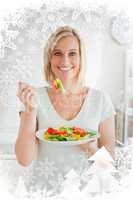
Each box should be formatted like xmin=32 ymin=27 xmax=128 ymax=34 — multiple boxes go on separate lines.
xmin=26 ymin=91 xmax=35 ymax=107
xmin=17 ymin=83 xmax=28 ymax=97
xmin=20 ymin=90 xmax=27 ymax=104
xmin=19 ymin=86 xmax=32 ymax=98
xmin=19 ymin=83 xmax=33 ymax=95
xmin=24 ymin=88 xmax=36 ymax=107
xmin=30 ymin=94 xmax=37 ymax=108
xmin=19 ymin=82 xmax=28 ymax=90
xmin=20 ymin=88 xmax=31 ymax=104
xmin=27 ymin=93 xmax=37 ymax=109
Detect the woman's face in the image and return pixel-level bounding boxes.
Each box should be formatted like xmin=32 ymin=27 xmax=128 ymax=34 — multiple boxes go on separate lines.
xmin=50 ymin=35 xmax=80 ymax=82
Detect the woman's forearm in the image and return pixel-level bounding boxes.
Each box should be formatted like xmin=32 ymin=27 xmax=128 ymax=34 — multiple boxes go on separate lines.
xmin=15 ymin=109 xmax=38 ymax=166
xmin=79 ymin=139 xmax=99 ymax=157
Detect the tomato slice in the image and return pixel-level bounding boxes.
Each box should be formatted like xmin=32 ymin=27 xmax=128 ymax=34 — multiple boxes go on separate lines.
xmin=52 ymin=80 xmax=58 ymax=90
xmin=73 ymin=127 xmax=86 ymax=137
xmin=58 ymin=130 xmax=67 ymax=136
xmin=47 ymin=128 xmax=59 ymax=135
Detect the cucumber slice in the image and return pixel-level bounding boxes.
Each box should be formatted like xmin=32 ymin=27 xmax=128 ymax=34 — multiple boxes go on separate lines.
xmin=66 ymin=136 xmax=77 ymax=141
xmin=47 ymin=135 xmax=67 ymax=141
xmin=87 ymin=131 xmax=97 ymax=137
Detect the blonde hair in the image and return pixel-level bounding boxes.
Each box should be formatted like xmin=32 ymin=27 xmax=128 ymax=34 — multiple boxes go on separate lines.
xmin=43 ymin=26 xmax=86 ymax=89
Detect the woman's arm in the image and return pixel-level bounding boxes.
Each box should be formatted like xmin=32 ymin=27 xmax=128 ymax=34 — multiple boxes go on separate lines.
xmin=15 ymin=110 xmax=38 ymax=166
xmin=15 ymin=82 xmax=39 ymax=166
xmin=98 ymin=116 xmax=115 ymax=159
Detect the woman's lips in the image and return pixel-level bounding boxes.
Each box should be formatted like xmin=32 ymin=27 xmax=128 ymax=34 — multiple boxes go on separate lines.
xmin=58 ymin=66 xmax=74 ymax=71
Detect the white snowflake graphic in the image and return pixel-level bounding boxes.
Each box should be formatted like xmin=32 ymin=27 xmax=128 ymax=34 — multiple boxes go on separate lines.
xmin=0 ymin=55 xmax=34 ymax=106
xmin=26 ymin=27 xmax=39 ymax=41
xmin=8 ymin=9 xmax=33 ymax=29
xmin=33 ymin=158 xmax=57 ymax=180
xmin=1 ymin=29 xmax=19 ymax=50
xmin=111 ymin=12 xmax=132 ymax=44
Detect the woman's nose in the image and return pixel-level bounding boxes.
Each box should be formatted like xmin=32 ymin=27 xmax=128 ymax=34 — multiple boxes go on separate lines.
xmin=61 ymin=55 xmax=70 ymax=66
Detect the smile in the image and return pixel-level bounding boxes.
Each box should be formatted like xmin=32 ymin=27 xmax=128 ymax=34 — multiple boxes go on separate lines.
xmin=58 ymin=66 xmax=74 ymax=71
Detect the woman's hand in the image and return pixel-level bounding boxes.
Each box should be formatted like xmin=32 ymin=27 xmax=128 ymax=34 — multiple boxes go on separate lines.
xmin=17 ymin=82 xmax=38 ymax=113
xmin=79 ymin=138 xmax=98 ymax=157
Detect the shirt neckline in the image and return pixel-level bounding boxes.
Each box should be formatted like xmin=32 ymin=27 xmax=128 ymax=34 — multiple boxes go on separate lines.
xmin=44 ymin=87 xmax=92 ymax=122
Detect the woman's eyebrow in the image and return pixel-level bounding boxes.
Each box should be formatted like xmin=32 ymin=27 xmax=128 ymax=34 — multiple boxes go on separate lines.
xmin=53 ymin=48 xmax=78 ymax=52
xmin=53 ymin=49 xmax=61 ymax=51
xmin=70 ymin=48 xmax=78 ymax=50
xmin=68 ymin=49 xmax=79 ymax=51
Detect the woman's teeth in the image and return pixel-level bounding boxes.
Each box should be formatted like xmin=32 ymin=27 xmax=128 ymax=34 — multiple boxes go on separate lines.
xmin=59 ymin=67 xmax=73 ymax=71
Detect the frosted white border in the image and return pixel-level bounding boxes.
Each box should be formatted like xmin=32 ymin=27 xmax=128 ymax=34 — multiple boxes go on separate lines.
xmin=0 ymin=0 xmax=133 ymax=199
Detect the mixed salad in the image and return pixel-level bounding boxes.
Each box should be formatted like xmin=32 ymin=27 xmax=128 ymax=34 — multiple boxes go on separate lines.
xmin=43 ymin=126 xmax=97 ymax=141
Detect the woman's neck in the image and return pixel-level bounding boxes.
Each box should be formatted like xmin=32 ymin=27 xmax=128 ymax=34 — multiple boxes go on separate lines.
xmin=62 ymin=78 xmax=76 ymax=91
xmin=61 ymin=77 xmax=85 ymax=93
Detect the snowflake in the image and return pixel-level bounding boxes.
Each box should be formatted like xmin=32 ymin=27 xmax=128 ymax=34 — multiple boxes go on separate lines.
xmin=41 ymin=17 xmax=65 ymax=35
xmin=83 ymin=10 xmax=92 ymax=24
xmin=4 ymin=30 xmax=19 ymax=41
xmin=4 ymin=40 xmax=16 ymax=50
xmin=8 ymin=9 xmax=30 ymax=29
xmin=71 ymin=7 xmax=83 ymax=21
xmin=23 ymin=7 xmax=37 ymax=21
xmin=15 ymin=56 xmax=34 ymax=80
xmin=114 ymin=142 xmax=133 ymax=180
xmin=83 ymin=5 xmax=109 ymax=31
xmin=26 ymin=27 xmax=39 ymax=41
xmin=46 ymin=173 xmax=65 ymax=193
xmin=34 ymin=159 xmax=57 ymax=179
xmin=21 ymin=164 xmax=34 ymax=183
xmin=0 ymin=56 xmax=34 ymax=106
xmin=48 ymin=174 xmax=65 ymax=194
xmin=111 ymin=12 xmax=131 ymax=44
xmin=0 ymin=68 xmax=17 ymax=97
xmin=44 ymin=158 xmax=58 ymax=179
xmin=36 ymin=8 xmax=66 ymax=45
xmin=1 ymin=29 xmax=19 ymax=50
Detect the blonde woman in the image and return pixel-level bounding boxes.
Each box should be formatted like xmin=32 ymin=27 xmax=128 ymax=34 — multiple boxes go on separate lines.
xmin=15 ymin=26 xmax=116 ymax=191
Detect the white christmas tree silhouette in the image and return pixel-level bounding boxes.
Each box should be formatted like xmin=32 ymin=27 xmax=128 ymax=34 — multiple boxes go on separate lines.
xmin=59 ymin=168 xmax=82 ymax=200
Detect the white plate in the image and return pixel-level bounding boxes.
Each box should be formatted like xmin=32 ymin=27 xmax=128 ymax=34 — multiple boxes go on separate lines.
xmin=36 ymin=129 xmax=100 ymax=146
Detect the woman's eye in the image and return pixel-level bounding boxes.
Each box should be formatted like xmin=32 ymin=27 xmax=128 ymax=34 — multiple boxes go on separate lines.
xmin=54 ymin=52 xmax=62 ymax=56
xmin=69 ymin=52 xmax=76 ymax=56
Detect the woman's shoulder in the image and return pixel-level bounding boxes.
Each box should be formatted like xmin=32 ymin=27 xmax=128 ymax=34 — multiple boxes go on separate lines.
xmin=89 ymin=87 xmax=113 ymax=106
xmin=90 ymin=87 xmax=109 ymax=99
xmin=91 ymin=88 xmax=114 ymax=109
